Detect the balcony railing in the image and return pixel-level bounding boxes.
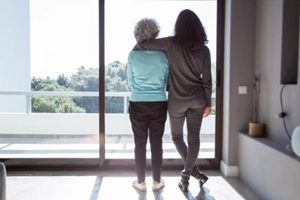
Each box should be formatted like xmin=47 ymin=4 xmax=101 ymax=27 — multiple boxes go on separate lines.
xmin=0 ymin=91 xmax=130 ymax=114
xmin=0 ymin=91 xmax=215 ymax=114
xmin=0 ymin=91 xmax=215 ymax=135
xmin=0 ymin=91 xmax=216 ymax=158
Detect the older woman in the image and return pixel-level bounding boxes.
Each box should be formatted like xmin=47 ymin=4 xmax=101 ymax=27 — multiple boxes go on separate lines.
xmin=127 ymin=18 xmax=169 ymax=192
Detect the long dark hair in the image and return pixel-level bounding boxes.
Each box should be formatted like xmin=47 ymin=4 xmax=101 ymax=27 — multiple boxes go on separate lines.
xmin=174 ymin=9 xmax=208 ymax=50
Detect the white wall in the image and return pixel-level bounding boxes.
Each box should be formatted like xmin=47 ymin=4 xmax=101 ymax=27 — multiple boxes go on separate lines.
xmin=0 ymin=0 xmax=30 ymax=112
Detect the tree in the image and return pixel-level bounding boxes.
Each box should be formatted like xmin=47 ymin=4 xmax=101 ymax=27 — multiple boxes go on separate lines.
xmin=104 ymin=62 xmax=129 ymax=113
xmin=69 ymin=66 xmax=99 ymax=91
xmin=68 ymin=66 xmax=99 ymax=113
xmin=32 ymin=96 xmax=85 ymax=113
xmin=57 ymin=74 xmax=70 ymax=88
xmin=31 ymin=76 xmax=85 ymax=113
xmin=31 ymin=61 xmax=130 ymax=113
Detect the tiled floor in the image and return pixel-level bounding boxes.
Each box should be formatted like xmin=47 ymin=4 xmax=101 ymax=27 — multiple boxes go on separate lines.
xmin=5 ymin=170 xmax=261 ymax=200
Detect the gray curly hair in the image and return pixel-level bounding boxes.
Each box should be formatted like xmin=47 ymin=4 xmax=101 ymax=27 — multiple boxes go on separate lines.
xmin=134 ymin=18 xmax=160 ymax=43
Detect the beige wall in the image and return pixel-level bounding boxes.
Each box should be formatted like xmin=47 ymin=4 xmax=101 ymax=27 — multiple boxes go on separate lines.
xmin=222 ymin=0 xmax=256 ymax=167
xmin=223 ymin=0 xmax=300 ymax=199
xmin=256 ymin=0 xmax=300 ymax=146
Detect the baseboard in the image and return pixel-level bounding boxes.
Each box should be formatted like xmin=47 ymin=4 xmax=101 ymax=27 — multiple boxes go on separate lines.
xmin=220 ymin=160 xmax=239 ymax=177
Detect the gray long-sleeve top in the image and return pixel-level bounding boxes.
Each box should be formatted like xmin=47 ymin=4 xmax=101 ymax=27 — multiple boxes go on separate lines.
xmin=134 ymin=36 xmax=212 ymax=107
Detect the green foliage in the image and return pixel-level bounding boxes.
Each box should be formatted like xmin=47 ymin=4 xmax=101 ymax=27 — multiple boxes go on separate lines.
xmin=31 ymin=76 xmax=67 ymax=91
xmin=68 ymin=66 xmax=99 ymax=113
xmin=104 ymin=61 xmax=129 ymax=113
xmin=31 ymin=76 xmax=85 ymax=113
xmin=31 ymin=96 xmax=56 ymax=113
xmin=69 ymin=66 xmax=99 ymax=91
xmin=31 ymin=61 xmax=129 ymax=113
xmin=55 ymin=97 xmax=85 ymax=113
xmin=105 ymin=61 xmax=128 ymax=91
xmin=31 ymin=61 xmax=216 ymax=114
xmin=32 ymin=96 xmax=85 ymax=113
xmin=105 ymin=96 xmax=125 ymax=113
xmin=57 ymin=74 xmax=70 ymax=88
xmin=105 ymin=76 xmax=128 ymax=92
xmin=211 ymin=62 xmax=217 ymax=115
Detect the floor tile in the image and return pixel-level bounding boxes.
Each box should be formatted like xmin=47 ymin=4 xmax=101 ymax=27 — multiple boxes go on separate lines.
xmin=5 ymin=170 xmax=261 ymax=200
xmin=98 ymin=176 xmax=251 ymax=200
xmin=7 ymin=176 xmax=98 ymax=200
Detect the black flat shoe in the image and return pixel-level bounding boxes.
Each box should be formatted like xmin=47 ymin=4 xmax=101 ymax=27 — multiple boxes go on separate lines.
xmin=178 ymin=175 xmax=189 ymax=192
xmin=191 ymin=171 xmax=209 ymax=187
xmin=199 ymin=172 xmax=208 ymax=187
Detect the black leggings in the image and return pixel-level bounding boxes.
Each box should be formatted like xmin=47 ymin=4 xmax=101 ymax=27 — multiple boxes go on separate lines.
xmin=129 ymin=101 xmax=167 ymax=182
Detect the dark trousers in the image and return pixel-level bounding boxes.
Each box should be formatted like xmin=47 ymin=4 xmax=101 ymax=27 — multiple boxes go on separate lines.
xmin=129 ymin=101 xmax=167 ymax=182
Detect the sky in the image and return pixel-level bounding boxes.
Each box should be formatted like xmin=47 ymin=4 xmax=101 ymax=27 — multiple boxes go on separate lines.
xmin=29 ymin=0 xmax=217 ymax=78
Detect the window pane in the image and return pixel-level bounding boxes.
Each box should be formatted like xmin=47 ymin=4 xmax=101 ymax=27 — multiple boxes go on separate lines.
xmin=0 ymin=0 xmax=99 ymax=159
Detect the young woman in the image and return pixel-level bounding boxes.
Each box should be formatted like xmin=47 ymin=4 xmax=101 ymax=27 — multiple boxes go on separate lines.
xmin=127 ymin=18 xmax=169 ymax=192
xmin=135 ymin=9 xmax=212 ymax=192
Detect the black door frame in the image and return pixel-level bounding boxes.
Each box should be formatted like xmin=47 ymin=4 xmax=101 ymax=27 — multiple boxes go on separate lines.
xmin=98 ymin=0 xmax=225 ymax=170
xmin=1 ymin=0 xmax=224 ymax=171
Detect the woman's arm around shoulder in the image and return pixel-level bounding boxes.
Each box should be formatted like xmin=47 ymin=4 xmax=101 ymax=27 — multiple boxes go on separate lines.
xmin=133 ymin=36 xmax=173 ymax=51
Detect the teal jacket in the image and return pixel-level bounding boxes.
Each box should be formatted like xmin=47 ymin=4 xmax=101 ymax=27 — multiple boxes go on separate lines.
xmin=127 ymin=50 xmax=169 ymax=102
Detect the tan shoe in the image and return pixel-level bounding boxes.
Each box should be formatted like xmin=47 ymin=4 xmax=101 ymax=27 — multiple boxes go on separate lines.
xmin=152 ymin=179 xmax=165 ymax=191
xmin=132 ymin=180 xmax=147 ymax=192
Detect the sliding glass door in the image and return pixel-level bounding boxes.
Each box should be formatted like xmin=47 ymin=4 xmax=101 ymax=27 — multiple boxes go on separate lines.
xmin=103 ymin=0 xmax=220 ymax=166
xmin=0 ymin=0 xmax=223 ymax=168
